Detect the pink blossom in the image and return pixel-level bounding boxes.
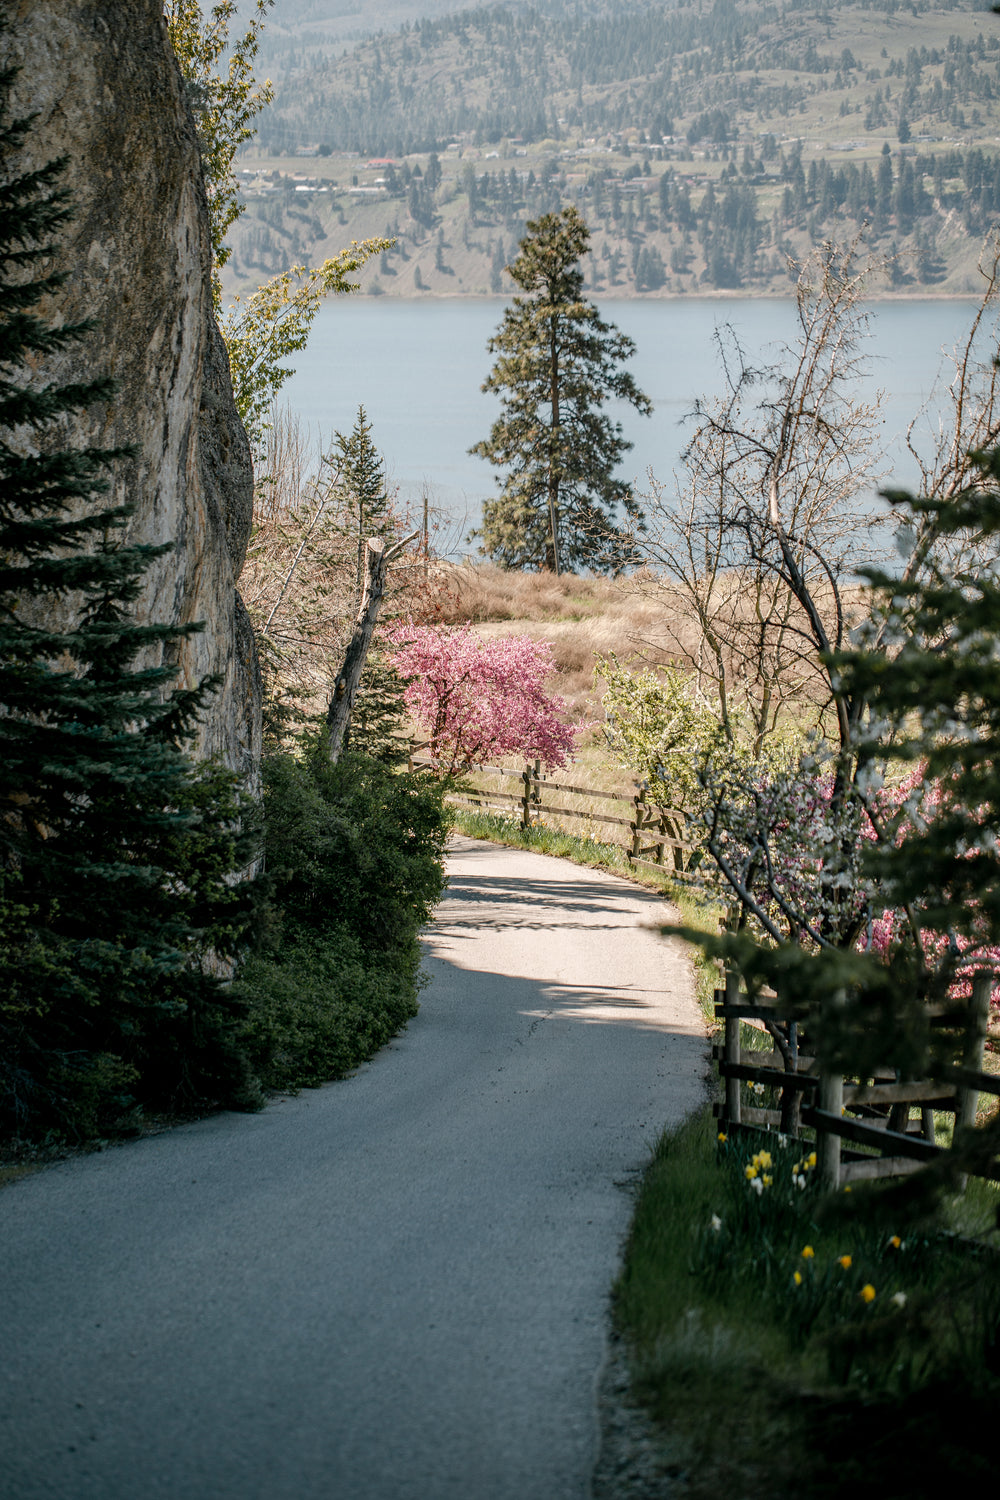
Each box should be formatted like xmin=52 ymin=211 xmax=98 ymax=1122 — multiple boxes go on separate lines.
xmin=388 ymin=623 xmax=579 ymax=776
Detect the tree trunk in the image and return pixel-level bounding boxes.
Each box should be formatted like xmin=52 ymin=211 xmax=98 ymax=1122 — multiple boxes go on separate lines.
xmin=327 ymin=531 xmax=417 ymax=764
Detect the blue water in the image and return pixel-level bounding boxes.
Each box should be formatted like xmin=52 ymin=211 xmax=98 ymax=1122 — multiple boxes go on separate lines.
xmin=278 ymin=296 xmax=987 ymax=553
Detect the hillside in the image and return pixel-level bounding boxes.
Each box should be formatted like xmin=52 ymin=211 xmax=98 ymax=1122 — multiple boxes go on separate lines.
xmin=222 ymin=0 xmax=1000 ymax=299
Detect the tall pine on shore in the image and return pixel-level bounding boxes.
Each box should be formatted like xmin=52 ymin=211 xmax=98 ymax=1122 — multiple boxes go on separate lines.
xmin=0 ymin=65 xmax=258 ymax=1141
xmin=471 ymin=207 xmax=651 ymax=574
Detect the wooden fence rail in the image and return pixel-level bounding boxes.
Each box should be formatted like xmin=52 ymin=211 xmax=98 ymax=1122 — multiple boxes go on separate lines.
xmin=408 ymin=750 xmax=701 ymax=881
xmin=713 ymin=969 xmax=999 ymax=1189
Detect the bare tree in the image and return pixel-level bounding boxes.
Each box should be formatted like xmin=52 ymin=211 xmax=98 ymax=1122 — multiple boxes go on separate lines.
xmin=633 ymin=242 xmax=886 ymax=758
xmin=899 ymin=231 xmax=1000 ymax=577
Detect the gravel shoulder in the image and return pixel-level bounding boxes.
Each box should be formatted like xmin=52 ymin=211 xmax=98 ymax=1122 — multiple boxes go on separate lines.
xmin=1 ymin=836 xmax=706 ymax=1500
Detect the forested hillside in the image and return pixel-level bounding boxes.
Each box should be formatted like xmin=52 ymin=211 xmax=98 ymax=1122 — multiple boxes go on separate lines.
xmin=222 ymin=0 xmax=1000 ymax=298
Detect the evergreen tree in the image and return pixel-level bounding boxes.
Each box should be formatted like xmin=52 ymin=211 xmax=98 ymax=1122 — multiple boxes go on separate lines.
xmin=0 ymin=69 xmax=258 ymax=1139
xmin=470 ymin=207 xmax=651 ymax=574
xmin=328 ymin=406 xmax=406 ymax=761
xmin=835 ymin=486 xmax=1000 ymax=996
xmin=331 ymin=404 xmax=393 ymax=608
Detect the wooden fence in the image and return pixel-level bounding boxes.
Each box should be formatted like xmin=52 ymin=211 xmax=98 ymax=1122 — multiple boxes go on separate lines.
xmin=408 ymin=750 xmax=701 ymax=881
xmin=713 ymin=969 xmax=1000 ymax=1189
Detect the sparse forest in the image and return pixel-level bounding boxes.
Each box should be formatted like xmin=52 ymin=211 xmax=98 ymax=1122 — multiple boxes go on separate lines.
xmin=223 ymin=0 xmax=1000 ymax=298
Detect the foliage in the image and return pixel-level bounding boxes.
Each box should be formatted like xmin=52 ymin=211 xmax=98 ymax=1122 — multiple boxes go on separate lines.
xmin=221 ymin=245 xmax=391 ymax=452
xmin=614 ymin=1109 xmax=1000 ymax=1498
xmin=388 ymin=623 xmax=579 ymax=775
xmin=471 ymin=207 xmax=651 ymax=573
xmin=597 ymin=655 xmax=732 ymax=813
xmin=165 ymin=0 xmax=275 ymax=310
xmin=0 ymin=83 xmax=260 ymax=1142
xmin=235 ymin=745 xmax=447 ymax=1090
xmin=166 ymin=0 xmax=390 ymax=450
xmin=836 ymin=485 xmax=1000 ymax=991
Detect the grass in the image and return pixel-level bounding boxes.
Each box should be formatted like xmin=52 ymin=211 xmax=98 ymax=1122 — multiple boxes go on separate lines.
xmin=614 ymin=1108 xmax=1000 ymax=1499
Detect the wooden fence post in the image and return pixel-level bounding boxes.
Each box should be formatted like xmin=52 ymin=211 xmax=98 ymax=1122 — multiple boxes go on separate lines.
xmin=956 ymin=971 xmax=992 ymax=1134
xmin=817 ymin=989 xmax=845 ymax=1191
xmin=630 ymin=787 xmax=645 ymax=863
xmin=521 ymin=763 xmax=533 ymax=829
xmin=656 ymin=806 xmax=667 ymax=866
xmin=723 ymin=969 xmax=742 ymax=1126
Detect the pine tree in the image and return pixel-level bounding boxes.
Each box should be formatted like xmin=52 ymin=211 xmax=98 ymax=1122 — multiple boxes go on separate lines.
xmin=0 ymin=67 xmax=258 ymax=1140
xmin=470 ymin=207 xmax=651 ymax=574
xmin=835 ymin=486 xmax=1000 ymax=991
xmin=331 ymin=404 xmax=393 ymax=609
xmin=328 ymin=406 xmax=406 ymax=761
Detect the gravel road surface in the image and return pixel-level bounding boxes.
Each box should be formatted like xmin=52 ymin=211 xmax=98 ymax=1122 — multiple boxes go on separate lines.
xmin=1 ymin=837 xmax=706 ymax=1500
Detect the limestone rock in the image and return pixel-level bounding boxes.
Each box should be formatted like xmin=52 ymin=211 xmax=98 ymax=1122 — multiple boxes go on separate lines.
xmin=3 ymin=0 xmax=261 ymax=777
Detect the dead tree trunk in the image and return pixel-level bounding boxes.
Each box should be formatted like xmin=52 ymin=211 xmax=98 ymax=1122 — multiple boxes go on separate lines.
xmin=326 ymin=531 xmax=417 ymax=764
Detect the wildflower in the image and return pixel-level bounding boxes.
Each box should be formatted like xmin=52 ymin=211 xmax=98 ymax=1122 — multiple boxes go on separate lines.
xmin=762 ymin=1174 xmax=773 ymax=1187
xmin=889 ymin=1235 xmax=902 ymax=1250
xmin=745 ymin=1165 xmax=758 ymax=1179
xmin=793 ymin=1271 xmax=802 ymax=1286
xmin=753 ymin=1150 xmax=773 ymax=1170
xmin=860 ymin=1284 xmax=876 ymax=1304
xmin=892 ymin=1292 xmax=907 ymax=1309
xmin=807 ymin=1151 xmax=817 ymax=1168
xmin=838 ymin=1255 xmax=852 ymax=1270
xmin=802 ymin=1246 xmax=815 ymax=1260
xmin=717 ymin=1132 xmax=728 ymax=1143
xmin=710 ymin=1214 xmax=722 ymax=1233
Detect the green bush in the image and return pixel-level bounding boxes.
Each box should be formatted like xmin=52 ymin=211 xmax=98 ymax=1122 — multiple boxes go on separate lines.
xmin=234 ymin=742 xmax=447 ymax=1091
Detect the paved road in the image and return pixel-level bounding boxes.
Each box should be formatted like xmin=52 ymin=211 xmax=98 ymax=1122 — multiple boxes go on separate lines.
xmin=1 ymin=837 xmax=706 ymax=1500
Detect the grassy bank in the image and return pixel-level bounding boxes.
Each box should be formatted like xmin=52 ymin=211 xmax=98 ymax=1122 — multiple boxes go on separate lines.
xmin=614 ymin=1109 xmax=1000 ymax=1498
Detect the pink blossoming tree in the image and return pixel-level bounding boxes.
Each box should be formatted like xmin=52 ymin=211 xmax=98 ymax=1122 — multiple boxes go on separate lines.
xmin=387 ymin=624 xmax=579 ymax=776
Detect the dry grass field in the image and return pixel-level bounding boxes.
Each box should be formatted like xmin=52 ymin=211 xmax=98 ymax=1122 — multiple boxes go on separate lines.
xmin=429 ymin=561 xmax=681 ymax=720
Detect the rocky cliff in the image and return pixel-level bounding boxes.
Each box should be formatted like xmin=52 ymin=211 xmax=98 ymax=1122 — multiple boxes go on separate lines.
xmin=3 ymin=0 xmax=261 ymax=777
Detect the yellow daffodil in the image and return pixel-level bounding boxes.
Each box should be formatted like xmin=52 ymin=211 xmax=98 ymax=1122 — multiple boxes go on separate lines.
xmin=860 ymin=1284 xmax=876 ymax=1304
xmin=793 ymin=1271 xmax=802 ymax=1286
xmin=762 ymin=1173 xmax=773 ymax=1187
xmin=717 ymin=1132 xmax=728 ymax=1143
xmin=754 ymin=1150 xmax=773 ymax=1170
xmin=802 ymin=1245 xmax=815 ymax=1260
xmin=745 ymin=1165 xmax=758 ymax=1179
xmin=807 ymin=1151 xmax=817 ymax=1168
xmin=889 ymin=1235 xmax=901 ymax=1249
xmin=838 ymin=1254 xmax=852 ymax=1270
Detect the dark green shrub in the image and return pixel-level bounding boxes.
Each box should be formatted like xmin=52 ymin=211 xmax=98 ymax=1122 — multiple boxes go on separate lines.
xmin=235 ymin=742 xmax=447 ymax=1090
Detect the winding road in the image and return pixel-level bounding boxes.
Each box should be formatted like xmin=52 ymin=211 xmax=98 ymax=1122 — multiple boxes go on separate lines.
xmin=1 ymin=837 xmax=706 ymax=1500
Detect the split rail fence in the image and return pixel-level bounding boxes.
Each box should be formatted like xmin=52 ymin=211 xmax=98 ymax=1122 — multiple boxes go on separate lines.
xmin=408 ymin=749 xmax=701 ymax=881
xmin=713 ymin=969 xmax=1000 ymax=1189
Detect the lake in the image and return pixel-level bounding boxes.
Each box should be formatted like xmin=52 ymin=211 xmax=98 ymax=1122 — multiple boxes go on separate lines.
xmin=280 ymin=296 xmax=988 ymax=555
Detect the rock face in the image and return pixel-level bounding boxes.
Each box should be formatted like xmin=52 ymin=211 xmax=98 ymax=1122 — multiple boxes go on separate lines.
xmin=3 ymin=0 xmax=261 ymax=777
